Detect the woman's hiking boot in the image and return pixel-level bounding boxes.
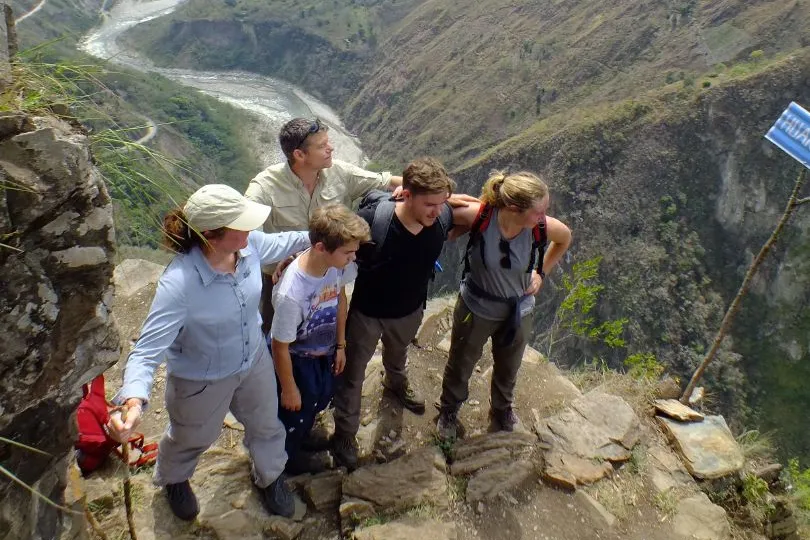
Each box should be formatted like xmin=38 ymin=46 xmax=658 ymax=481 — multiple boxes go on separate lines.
xmin=165 ymin=480 xmax=199 ymax=521
xmin=256 ymin=473 xmax=295 ymax=518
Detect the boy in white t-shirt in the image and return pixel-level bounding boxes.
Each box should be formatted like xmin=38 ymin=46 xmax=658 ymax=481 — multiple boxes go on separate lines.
xmin=271 ymin=204 xmax=370 ymax=474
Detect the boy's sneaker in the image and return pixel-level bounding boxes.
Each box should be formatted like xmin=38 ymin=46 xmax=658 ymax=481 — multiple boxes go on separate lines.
xmin=489 ymin=407 xmax=520 ymax=432
xmin=165 ymin=480 xmax=199 ymax=521
xmin=331 ymin=432 xmax=359 ymax=471
xmin=256 ymin=474 xmax=295 ymax=518
xmin=383 ymin=377 xmax=426 ymax=414
xmin=436 ymin=408 xmax=459 ymax=441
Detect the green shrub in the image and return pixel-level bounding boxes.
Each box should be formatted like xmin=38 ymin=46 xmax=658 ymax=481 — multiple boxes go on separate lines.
xmin=787 ymin=458 xmax=810 ymax=511
xmin=624 ymin=353 xmax=664 ymax=380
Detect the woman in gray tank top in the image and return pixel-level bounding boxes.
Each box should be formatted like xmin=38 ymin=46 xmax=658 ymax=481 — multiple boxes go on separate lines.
xmin=436 ymin=170 xmax=572 ymax=439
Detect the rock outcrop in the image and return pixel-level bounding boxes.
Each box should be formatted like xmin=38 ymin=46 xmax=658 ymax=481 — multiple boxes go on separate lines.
xmin=536 ymin=391 xmax=641 ymax=488
xmin=341 ymin=447 xmax=448 ymax=512
xmin=657 ymin=415 xmax=744 ymax=479
xmin=0 ymin=113 xmax=119 ymax=540
xmin=672 ymin=493 xmax=732 ymax=540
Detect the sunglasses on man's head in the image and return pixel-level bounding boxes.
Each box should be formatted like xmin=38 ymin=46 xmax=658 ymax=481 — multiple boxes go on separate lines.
xmin=499 ymin=239 xmax=511 ymax=269
xmin=296 ymin=118 xmax=323 ymax=149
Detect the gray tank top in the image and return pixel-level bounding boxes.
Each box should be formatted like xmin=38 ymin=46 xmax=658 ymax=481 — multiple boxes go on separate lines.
xmin=460 ymin=208 xmax=535 ymax=321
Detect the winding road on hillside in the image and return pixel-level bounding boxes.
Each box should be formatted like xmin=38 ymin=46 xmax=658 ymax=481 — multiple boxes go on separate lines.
xmin=14 ymin=0 xmax=47 ymax=23
xmin=80 ymin=0 xmax=365 ymax=166
xmin=133 ymin=114 xmax=158 ymax=145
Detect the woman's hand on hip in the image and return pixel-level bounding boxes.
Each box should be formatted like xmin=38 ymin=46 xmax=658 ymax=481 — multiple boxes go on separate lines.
xmin=525 ymin=270 xmax=543 ymax=296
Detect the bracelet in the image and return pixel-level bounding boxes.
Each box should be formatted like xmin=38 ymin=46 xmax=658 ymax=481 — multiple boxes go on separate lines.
xmin=539 ymin=269 xmax=546 ymax=279
xmin=336 ymin=342 xmax=346 ymax=350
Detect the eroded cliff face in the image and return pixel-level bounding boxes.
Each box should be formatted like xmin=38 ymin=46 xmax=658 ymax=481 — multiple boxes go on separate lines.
xmin=0 ymin=113 xmax=120 ymax=540
xmin=437 ymin=51 xmax=810 ymax=458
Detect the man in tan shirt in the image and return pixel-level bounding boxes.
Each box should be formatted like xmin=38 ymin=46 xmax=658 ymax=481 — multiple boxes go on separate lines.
xmin=245 ymin=118 xmax=402 ymax=333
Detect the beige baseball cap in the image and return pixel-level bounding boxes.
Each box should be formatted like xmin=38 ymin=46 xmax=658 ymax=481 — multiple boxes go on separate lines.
xmin=183 ymin=184 xmax=270 ymax=232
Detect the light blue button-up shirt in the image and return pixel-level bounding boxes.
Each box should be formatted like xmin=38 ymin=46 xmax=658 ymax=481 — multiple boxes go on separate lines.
xmin=117 ymin=230 xmax=310 ymax=404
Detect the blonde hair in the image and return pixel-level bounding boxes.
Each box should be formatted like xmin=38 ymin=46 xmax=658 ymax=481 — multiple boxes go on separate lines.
xmin=309 ymin=204 xmax=371 ymax=252
xmin=402 ymin=157 xmax=456 ymax=195
xmin=480 ymin=170 xmax=549 ymax=210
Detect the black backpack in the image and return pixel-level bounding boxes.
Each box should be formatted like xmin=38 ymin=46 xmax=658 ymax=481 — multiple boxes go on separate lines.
xmin=358 ymin=189 xmax=453 ymax=269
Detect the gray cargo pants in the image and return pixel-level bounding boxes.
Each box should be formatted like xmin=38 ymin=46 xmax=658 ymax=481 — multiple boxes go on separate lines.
xmin=332 ymin=306 xmax=424 ymax=436
xmin=153 ymin=344 xmax=287 ymax=489
xmin=439 ymin=296 xmax=531 ymax=413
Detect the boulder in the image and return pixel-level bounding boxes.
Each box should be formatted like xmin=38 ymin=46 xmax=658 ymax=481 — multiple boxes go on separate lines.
xmin=353 ymin=518 xmax=457 ymax=540
xmin=302 ymin=469 xmax=344 ymax=512
xmin=647 ymin=444 xmax=695 ymax=494
xmin=575 ymin=490 xmax=617 ymax=530
xmin=453 ymin=431 xmax=537 ymax=462
xmin=342 ymin=448 xmax=448 ymax=512
xmin=465 ymin=459 xmax=536 ymax=502
xmin=450 ymin=448 xmax=511 ymax=476
xmin=657 ymin=415 xmax=744 ymax=479
xmin=655 ymin=375 xmax=682 ymax=399
xmin=655 ymin=399 xmax=705 ymax=422
xmin=113 ymin=259 xmax=165 ymax=298
xmin=542 ymin=452 xmax=613 ymax=489
xmin=536 ymin=391 xmax=640 ymax=486
xmin=340 ymin=498 xmax=376 ymax=533
xmin=672 ymin=493 xmax=731 ymax=540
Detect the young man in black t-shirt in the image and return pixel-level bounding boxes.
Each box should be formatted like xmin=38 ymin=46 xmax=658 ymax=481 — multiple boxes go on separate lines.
xmin=331 ymin=158 xmax=456 ymax=470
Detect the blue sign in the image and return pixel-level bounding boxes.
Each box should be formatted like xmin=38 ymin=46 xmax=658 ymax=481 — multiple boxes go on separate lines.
xmin=765 ymin=102 xmax=810 ymax=169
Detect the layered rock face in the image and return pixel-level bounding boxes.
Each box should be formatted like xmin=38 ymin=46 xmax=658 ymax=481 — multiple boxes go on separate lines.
xmin=0 ymin=113 xmax=120 ymax=540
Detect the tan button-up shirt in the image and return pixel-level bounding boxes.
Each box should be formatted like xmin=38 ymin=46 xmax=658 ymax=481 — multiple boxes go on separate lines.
xmin=244 ymin=159 xmax=391 ymax=233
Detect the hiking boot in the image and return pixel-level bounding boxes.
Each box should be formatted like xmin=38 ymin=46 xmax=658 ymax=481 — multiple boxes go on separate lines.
xmin=490 ymin=407 xmax=520 ymax=432
xmin=301 ymin=430 xmax=332 ymax=452
xmin=331 ymin=432 xmax=359 ymax=471
xmin=256 ymin=474 xmax=295 ymax=518
xmin=284 ymin=451 xmax=331 ymax=475
xmin=383 ymin=377 xmax=426 ymax=414
xmin=436 ymin=408 xmax=459 ymax=441
xmin=165 ymin=480 xmax=199 ymax=521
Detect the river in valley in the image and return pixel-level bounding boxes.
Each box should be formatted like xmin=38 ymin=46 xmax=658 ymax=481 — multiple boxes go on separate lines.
xmin=79 ymin=0 xmax=366 ymax=167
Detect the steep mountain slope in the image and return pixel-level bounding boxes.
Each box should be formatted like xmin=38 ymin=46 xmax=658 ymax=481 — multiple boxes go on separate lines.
xmin=128 ymin=0 xmax=810 ymax=165
xmin=12 ymin=0 xmax=262 ymax=248
xmin=442 ymin=52 xmax=810 ymax=461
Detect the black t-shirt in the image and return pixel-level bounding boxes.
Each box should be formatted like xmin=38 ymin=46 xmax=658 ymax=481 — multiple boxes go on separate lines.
xmin=351 ymin=204 xmax=451 ymax=318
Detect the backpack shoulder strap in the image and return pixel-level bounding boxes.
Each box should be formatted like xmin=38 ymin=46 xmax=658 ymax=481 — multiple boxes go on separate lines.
xmin=527 ymin=215 xmax=548 ymax=274
xmin=464 ymin=203 xmax=493 ymax=276
xmin=371 ymin=199 xmax=396 ymax=252
xmin=437 ymin=203 xmax=454 ymax=239
xmin=471 ymin=203 xmax=493 ymax=235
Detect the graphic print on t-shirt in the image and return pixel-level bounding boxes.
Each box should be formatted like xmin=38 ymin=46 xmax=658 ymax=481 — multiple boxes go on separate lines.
xmin=297 ymin=283 xmax=339 ymax=354
xmin=272 ymin=257 xmax=357 ymax=355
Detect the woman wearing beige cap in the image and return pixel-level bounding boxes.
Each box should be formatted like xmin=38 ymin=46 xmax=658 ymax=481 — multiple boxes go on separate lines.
xmin=107 ymin=184 xmax=309 ymax=521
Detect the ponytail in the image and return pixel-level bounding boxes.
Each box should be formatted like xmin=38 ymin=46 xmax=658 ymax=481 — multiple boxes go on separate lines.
xmin=162 ymin=208 xmax=201 ymax=254
xmin=480 ymin=169 xmax=548 ymax=210
xmin=480 ymin=170 xmax=507 ymax=206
